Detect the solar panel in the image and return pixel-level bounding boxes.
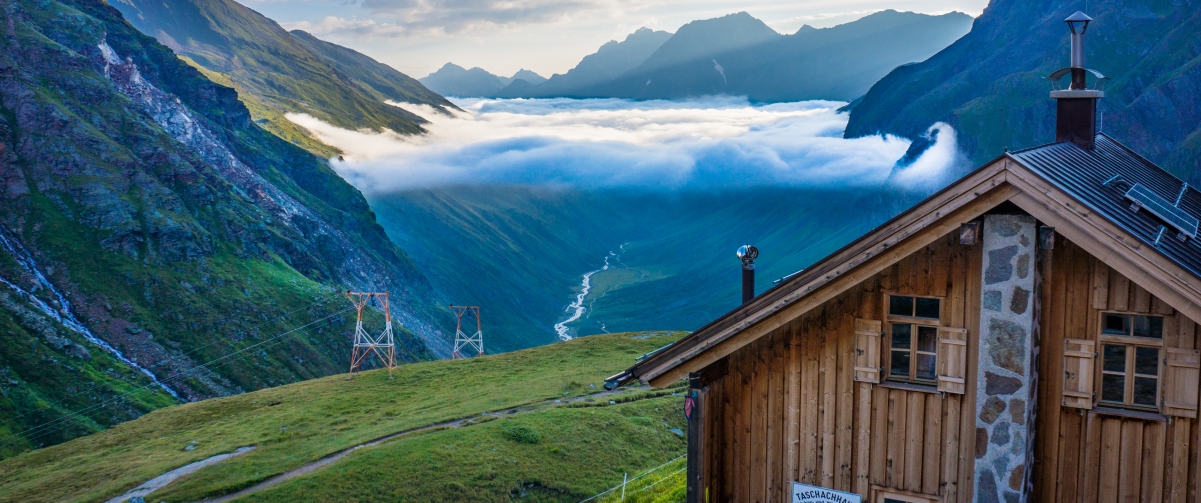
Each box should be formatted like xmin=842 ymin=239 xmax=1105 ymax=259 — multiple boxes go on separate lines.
xmin=1125 ymin=183 xmax=1199 ymax=239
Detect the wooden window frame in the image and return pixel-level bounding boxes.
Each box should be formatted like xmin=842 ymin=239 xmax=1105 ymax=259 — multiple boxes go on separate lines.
xmin=1095 ymin=311 xmax=1165 ymax=412
xmin=873 ymin=487 xmax=940 ymax=503
xmin=883 ymin=293 xmax=944 ymax=387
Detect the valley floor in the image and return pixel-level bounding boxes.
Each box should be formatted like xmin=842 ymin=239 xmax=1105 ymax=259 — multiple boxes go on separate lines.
xmin=0 ymin=332 xmax=687 ymax=503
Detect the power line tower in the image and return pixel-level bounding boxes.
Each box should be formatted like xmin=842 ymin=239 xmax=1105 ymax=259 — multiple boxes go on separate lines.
xmin=346 ymin=291 xmax=397 ymax=377
xmin=450 ymin=305 xmax=483 ymax=359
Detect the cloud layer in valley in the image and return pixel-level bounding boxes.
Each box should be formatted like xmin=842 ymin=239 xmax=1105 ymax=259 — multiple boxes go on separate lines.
xmin=286 ymin=97 xmax=964 ymax=194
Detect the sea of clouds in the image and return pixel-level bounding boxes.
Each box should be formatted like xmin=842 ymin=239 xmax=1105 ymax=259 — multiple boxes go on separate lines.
xmin=286 ymin=97 xmax=965 ymax=193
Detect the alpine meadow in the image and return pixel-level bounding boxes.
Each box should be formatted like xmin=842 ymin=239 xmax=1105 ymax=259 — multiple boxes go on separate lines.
xmin=3 ymin=0 xmax=1201 ymax=502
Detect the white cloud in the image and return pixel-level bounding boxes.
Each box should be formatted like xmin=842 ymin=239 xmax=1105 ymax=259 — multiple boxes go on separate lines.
xmin=282 ymin=0 xmax=634 ymax=39
xmin=889 ymin=122 xmax=969 ymax=190
xmin=286 ymin=97 xmax=961 ymax=193
xmin=284 ymin=17 xmax=410 ymax=38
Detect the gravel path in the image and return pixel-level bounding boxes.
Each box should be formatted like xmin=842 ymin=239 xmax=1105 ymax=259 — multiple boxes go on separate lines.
xmin=172 ymin=386 xmax=656 ymax=503
xmin=105 ymin=447 xmax=256 ymax=503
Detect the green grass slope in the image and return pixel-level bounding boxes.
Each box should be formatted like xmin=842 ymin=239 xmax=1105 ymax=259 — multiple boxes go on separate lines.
xmin=108 ymin=0 xmax=450 ymax=138
xmin=288 ymin=30 xmax=459 ymax=115
xmin=0 ymin=332 xmax=686 ymax=503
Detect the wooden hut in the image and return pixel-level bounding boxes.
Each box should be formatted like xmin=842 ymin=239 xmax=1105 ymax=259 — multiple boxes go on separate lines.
xmin=608 ymin=13 xmax=1201 ymax=503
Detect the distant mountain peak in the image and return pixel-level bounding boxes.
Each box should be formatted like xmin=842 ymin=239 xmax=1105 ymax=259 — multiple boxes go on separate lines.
xmin=510 ymin=69 xmax=546 ymax=85
xmin=632 ymin=11 xmax=779 ymax=73
xmin=421 ymin=62 xmax=508 ymax=97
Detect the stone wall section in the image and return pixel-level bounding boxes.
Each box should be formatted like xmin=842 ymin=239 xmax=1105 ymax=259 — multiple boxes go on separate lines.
xmin=973 ymin=215 xmax=1038 ymax=503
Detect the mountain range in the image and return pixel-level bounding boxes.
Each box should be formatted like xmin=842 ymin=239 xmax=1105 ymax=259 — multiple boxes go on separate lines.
xmin=845 ymin=0 xmax=1201 ymax=180
xmin=0 ymin=0 xmax=447 ymax=455
xmin=431 ymin=10 xmax=973 ymax=103
xmin=494 ymin=28 xmax=674 ymax=99
xmin=108 ymin=0 xmax=455 ymax=155
xmin=419 ymin=64 xmax=547 ymax=98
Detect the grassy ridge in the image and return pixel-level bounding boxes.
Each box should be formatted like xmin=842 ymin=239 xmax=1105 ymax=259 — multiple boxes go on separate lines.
xmin=238 ymin=394 xmax=686 ymax=502
xmin=109 ymin=0 xmax=455 ymax=139
xmin=0 ymin=332 xmax=684 ymax=502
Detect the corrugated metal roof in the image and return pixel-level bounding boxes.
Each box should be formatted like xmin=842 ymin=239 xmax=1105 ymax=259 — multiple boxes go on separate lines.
xmin=1008 ymin=134 xmax=1201 ymax=277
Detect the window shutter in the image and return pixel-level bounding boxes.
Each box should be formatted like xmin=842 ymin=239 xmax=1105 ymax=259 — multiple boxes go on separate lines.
xmin=1063 ymin=338 xmax=1096 ymax=409
xmin=1163 ymin=347 xmax=1200 ymax=418
xmin=854 ymin=318 xmax=882 ymax=383
xmin=936 ymin=327 xmax=968 ymax=394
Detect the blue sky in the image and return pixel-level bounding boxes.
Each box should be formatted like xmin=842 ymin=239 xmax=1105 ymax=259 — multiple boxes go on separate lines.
xmin=246 ymin=0 xmax=988 ymax=79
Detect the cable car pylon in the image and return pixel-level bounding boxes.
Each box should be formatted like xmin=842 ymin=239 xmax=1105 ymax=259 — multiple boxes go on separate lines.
xmin=346 ymin=291 xmax=397 ymax=378
xmin=450 ymin=305 xmax=483 ymax=359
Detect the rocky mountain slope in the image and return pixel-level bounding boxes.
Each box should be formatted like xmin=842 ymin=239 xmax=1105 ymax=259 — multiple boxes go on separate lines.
xmin=845 ymin=0 xmax=1201 ymax=179
xmin=0 ymin=0 xmax=446 ymax=456
xmin=107 ymin=0 xmax=454 ymax=152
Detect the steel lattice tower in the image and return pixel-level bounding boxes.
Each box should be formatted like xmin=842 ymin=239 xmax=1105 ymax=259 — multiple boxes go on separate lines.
xmin=450 ymin=305 xmax=483 ymax=359
xmin=346 ymin=291 xmax=397 ymax=377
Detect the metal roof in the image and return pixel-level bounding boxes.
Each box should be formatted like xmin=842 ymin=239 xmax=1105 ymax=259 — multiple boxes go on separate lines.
xmin=1008 ymin=133 xmax=1201 ymax=278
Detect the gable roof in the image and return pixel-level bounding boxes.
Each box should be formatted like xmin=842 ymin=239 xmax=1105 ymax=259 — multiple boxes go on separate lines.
xmin=1011 ymin=133 xmax=1201 ymax=278
xmin=612 ymin=134 xmax=1201 ymax=388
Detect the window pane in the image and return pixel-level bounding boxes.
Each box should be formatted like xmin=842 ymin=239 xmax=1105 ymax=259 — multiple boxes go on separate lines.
xmin=915 ymin=298 xmax=940 ymax=319
xmin=890 ymin=351 xmax=910 ymax=378
xmin=1103 ymin=314 xmax=1129 ymax=335
xmin=1103 ymin=345 xmax=1127 ymax=373
xmin=890 ymin=296 xmax=914 ymax=316
xmin=1102 ymin=374 xmax=1125 ymax=402
xmin=1133 ymin=316 xmax=1163 ymax=339
xmin=917 ymin=326 xmax=937 ymax=353
xmin=1134 ymin=377 xmax=1157 ymax=407
xmin=915 ymin=354 xmax=936 ymax=381
xmin=1135 ymin=347 xmax=1159 ymax=375
xmin=892 ymin=324 xmax=911 ymax=349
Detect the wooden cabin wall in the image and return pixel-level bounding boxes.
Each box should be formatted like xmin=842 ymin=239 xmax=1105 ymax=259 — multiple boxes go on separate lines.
xmin=1033 ymin=235 xmax=1201 ymax=503
xmin=699 ymin=232 xmax=984 ymax=503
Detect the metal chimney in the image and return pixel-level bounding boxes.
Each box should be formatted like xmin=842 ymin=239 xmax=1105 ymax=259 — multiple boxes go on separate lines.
xmin=1048 ymin=12 xmax=1107 ymax=151
xmin=1068 ymin=12 xmax=1089 ymax=88
xmin=736 ymin=245 xmax=758 ymax=304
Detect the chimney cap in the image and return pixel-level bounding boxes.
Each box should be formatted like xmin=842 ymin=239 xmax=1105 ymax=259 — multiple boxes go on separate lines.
xmin=1065 ymin=11 xmax=1092 ymax=33
xmin=1065 ymin=11 xmax=1093 ymax=22
xmin=736 ymin=244 xmax=758 ymax=263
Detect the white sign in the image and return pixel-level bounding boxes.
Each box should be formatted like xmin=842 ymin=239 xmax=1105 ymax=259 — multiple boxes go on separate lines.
xmin=791 ymin=482 xmax=862 ymax=503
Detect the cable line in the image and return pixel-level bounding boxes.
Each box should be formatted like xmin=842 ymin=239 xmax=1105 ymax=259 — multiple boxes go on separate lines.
xmin=0 ymin=307 xmax=352 ymax=449
xmin=4 ymin=291 xmax=345 ymax=422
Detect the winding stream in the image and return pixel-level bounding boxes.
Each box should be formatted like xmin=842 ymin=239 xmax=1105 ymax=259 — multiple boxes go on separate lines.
xmin=554 ymin=252 xmax=613 ymax=341
xmin=0 ymin=227 xmax=180 ymax=398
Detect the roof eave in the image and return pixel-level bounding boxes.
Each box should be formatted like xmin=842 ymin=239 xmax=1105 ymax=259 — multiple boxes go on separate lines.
xmin=624 ymin=158 xmax=1017 ymax=387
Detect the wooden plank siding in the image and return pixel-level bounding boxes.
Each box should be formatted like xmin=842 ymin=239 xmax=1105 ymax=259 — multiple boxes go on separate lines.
xmin=697 ymin=229 xmax=1201 ymax=502
xmin=1032 ymin=236 xmax=1201 ymax=503
xmin=700 ymin=233 xmax=978 ymax=501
